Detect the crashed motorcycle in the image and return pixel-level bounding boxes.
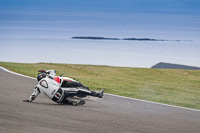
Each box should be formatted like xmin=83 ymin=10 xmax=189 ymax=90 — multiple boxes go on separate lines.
xmin=23 ymin=70 xmax=104 ymax=106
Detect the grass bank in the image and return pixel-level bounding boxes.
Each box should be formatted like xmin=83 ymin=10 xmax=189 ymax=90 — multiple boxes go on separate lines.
xmin=0 ymin=62 xmax=200 ymax=110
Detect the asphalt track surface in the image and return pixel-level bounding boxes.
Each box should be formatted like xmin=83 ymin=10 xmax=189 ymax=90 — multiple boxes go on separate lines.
xmin=0 ymin=68 xmax=200 ymax=133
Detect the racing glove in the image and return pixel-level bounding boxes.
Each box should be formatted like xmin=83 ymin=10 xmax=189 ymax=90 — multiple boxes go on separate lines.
xmin=23 ymin=99 xmax=30 ymax=102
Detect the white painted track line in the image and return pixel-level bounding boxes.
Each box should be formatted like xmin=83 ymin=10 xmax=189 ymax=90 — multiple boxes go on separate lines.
xmin=0 ymin=66 xmax=36 ymax=80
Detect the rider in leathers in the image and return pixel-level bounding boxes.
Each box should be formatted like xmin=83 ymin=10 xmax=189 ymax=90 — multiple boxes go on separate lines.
xmin=23 ymin=70 xmax=104 ymax=105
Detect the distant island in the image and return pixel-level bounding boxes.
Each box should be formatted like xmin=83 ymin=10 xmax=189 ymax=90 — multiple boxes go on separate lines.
xmin=72 ymin=36 xmax=164 ymax=41
xmin=123 ymin=38 xmax=165 ymax=41
xmin=72 ymin=36 xmax=187 ymax=42
xmin=151 ymin=62 xmax=200 ymax=70
xmin=72 ymin=36 xmax=120 ymax=40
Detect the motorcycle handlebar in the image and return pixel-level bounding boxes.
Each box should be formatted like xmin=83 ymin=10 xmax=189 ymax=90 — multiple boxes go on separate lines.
xmin=59 ymin=73 xmax=64 ymax=77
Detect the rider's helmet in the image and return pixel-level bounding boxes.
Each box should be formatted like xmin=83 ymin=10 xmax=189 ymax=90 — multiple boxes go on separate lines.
xmin=37 ymin=73 xmax=46 ymax=81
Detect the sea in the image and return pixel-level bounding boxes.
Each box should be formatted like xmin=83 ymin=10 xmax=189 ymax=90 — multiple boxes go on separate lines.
xmin=0 ymin=1 xmax=200 ymax=68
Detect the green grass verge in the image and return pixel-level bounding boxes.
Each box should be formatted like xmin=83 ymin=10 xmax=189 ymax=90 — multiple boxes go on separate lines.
xmin=1 ymin=62 xmax=200 ymax=110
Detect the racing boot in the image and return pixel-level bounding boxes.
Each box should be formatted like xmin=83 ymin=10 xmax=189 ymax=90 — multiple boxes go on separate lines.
xmin=91 ymin=89 xmax=104 ymax=98
xmin=99 ymin=89 xmax=104 ymax=98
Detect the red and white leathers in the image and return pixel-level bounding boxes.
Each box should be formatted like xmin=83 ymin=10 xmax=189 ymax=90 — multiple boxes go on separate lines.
xmin=28 ymin=70 xmax=64 ymax=103
xmin=27 ymin=70 xmax=102 ymax=104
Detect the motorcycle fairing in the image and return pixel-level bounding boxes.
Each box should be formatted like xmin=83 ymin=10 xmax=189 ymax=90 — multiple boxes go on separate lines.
xmin=54 ymin=76 xmax=61 ymax=84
